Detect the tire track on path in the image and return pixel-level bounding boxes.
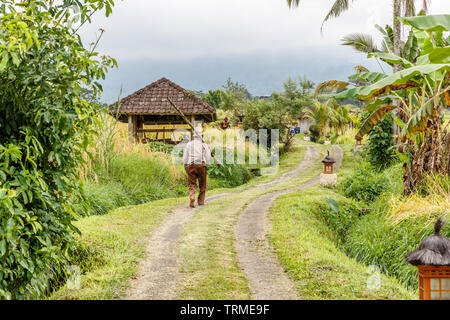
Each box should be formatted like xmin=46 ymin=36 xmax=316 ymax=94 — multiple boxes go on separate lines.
xmin=124 ymin=145 xmax=318 ymax=300
xmin=235 ymin=146 xmax=343 ymax=300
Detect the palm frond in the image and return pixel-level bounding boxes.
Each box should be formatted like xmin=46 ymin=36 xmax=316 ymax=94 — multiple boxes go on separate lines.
xmin=321 ymin=0 xmax=355 ymax=32
xmin=286 ymin=0 xmax=301 ymax=8
xmin=341 ymin=33 xmax=380 ymax=54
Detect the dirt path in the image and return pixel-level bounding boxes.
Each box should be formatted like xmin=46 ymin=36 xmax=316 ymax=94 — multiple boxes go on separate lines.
xmin=125 ymin=145 xmax=318 ymax=300
xmin=124 ymin=193 xmax=230 ymax=300
xmin=235 ymin=146 xmax=343 ymax=300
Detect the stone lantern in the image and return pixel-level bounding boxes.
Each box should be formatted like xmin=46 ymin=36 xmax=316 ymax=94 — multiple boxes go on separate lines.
xmin=320 ymin=151 xmax=337 ymax=186
xmin=354 ymin=135 xmax=363 ymax=151
xmin=405 ymin=219 xmax=450 ymax=300
xmin=325 ymin=133 xmax=331 ymax=145
xmin=356 ymin=136 xmax=362 ymax=145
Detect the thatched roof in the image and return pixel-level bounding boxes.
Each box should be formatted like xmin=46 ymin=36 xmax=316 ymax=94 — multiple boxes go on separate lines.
xmin=110 ymin=78 xmax=216 ymax=121
xmin=405 ymin=219 xmax=450 ymax=266
xmin=322 ymin=151 xmax=336 ymax=164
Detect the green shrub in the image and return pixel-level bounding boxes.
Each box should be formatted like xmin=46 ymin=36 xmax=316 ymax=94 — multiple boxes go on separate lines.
xmin=207 ymin=164 xmax=252 ymax=188
xmin=339 ymin=162 xmax=389 ymax=203
xmin=308 ymin=124 xmax=320 ymax=142
xmin=74 ymin=181 xmax=132 ymax=216
xmin=362 ymin=112 xmax=396 ymax=170
xmin=0 ymin=1 xmax=116 ymax=299
xmin=147 ymin=142 xmax=174 ymax=154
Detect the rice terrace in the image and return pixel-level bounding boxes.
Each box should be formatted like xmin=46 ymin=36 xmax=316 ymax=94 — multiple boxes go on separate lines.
xmin=0 ymin=0 xmax=450 ymax=310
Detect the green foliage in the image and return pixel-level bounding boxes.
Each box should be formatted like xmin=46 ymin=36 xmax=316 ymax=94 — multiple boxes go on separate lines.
xmin=219 ymin=78 xmax=251 ymax=112
xmin=0 ymin=1 xmax=116 ymax=299
xmin=207 ymin=163 xmax=252 ymax=188
xmin=339 ymin=162 xmax=390 ymax=203
xmin=362 ymin=112 xmax=396 ymax=169
xmin=319 ymin=197 xmax=363 ymax=243
xmin=243 ymin=76 xmax=314 ymax=151
xmin=344 ymin=213 xmax=450 ymax=290
xmin=147 ymin=142 xmax=174 ymax=154
xmin=85 ymin=154 xmax=185 ymax=212
xmin=202 ymin=90 xmax=224 ymax=109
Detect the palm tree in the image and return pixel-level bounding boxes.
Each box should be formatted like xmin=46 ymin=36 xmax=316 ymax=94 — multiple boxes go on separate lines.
xmin=286 ymin=0 xmax=430 ymax=70
xmin=302 ymin=100 xmax=333 ymax=135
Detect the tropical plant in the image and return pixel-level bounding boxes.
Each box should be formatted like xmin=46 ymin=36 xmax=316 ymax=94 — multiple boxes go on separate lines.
xmin=302 ymin=101 xmax=333 ymax=135
xmin=0 ymin=1 xmax=116 ymax=299
xmin=302 ymin=99 xmax=351 ymax=136
xmin=335 ymin=14 xmax=450 ymax=194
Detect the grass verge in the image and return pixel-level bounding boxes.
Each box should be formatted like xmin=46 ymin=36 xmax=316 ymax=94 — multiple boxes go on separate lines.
xmin=49 ymin=197 xmax=185 ymax=299
xmin=269 ymin=186 xmax=416 ymax=300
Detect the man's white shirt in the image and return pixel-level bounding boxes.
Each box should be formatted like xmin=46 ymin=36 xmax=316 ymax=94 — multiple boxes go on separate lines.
xmin=183 ymin=139 xmax=212 ymax=165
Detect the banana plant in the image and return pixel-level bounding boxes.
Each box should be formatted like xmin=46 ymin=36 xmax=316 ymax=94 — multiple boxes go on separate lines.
xmin=334 ymin=14 xmax=450 ymax=194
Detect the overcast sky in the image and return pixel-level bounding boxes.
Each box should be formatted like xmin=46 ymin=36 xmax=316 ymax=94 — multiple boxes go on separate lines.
xmin=79 ymin=0 xmax=450 ymax=102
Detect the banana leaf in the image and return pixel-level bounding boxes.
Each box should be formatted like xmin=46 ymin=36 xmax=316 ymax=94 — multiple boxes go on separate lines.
xmin=398 ymin=15 xmax=450 ymax=32
xmin=368 ymin=52 xmax=413 ymax=68
xmin=375 ymin=24 xmax=394 ymax=53
xmin=335 ymin=64 xmax=450 ymax=100
xmin=417 ymin=47 xmax=450 ymax=64
xmin=348 ymin=71 xmax=387 ymax=84
xmin=356 ymin=105 xmax=397 ymax=138
xmin=366 ymin=96 xmax=394 ymax=113
xmin=403 ymin=29 xmax=420 ymax=62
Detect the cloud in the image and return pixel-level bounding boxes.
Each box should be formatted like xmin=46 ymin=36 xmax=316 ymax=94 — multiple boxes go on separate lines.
xmin=79 ymin=0 xmax=450 ymax=101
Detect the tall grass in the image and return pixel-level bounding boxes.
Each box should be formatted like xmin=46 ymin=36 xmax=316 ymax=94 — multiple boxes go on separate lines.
xmin=76 ymin=112 xmax=261 ymax=216
xmin=76 ymin=111 xmax=187 ymax=216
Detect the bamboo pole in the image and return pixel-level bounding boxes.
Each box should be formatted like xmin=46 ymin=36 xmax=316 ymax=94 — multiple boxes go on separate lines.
xmin=167 ymin=98 xmax=221 ymax=166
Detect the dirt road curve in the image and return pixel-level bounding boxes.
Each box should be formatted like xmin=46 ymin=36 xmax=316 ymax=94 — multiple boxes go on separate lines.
xmin=235 ymin=146 xmax=343 ymax=300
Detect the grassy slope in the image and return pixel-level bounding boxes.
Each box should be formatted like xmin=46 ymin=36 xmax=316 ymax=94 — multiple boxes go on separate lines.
xmin=269 ymin=145 xmax=416 ymax=300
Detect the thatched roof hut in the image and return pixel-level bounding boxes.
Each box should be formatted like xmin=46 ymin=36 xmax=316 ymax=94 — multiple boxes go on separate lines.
xmin=405 ymin=219 xmax=450 ymax=266
xmin=110 ymin=78 xmax=216 ymax=143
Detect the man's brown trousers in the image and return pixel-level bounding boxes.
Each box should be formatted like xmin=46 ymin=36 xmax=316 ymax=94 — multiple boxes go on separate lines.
xmin=185 ymin=164 xmax=207 ymax=207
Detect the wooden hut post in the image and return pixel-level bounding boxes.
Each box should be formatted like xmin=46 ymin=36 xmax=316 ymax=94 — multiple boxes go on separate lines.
xmin=128 ymin=115 xmax=138 ymax=144
xmin=137 ymin=117 xmax=144 ymax=143
xmin=163 ymin=126 xmax=166 ymax=144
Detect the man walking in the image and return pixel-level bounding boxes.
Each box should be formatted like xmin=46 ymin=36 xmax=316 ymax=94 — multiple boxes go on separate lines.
xmin=183 ymin=128 xmax=212 ymax=208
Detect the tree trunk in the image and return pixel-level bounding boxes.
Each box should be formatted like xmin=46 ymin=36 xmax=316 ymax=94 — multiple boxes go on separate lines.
xmin=392 ymin=0 xmax=403 ymax=138
xmin=393 ymin=0 xmax=403 ymax=72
